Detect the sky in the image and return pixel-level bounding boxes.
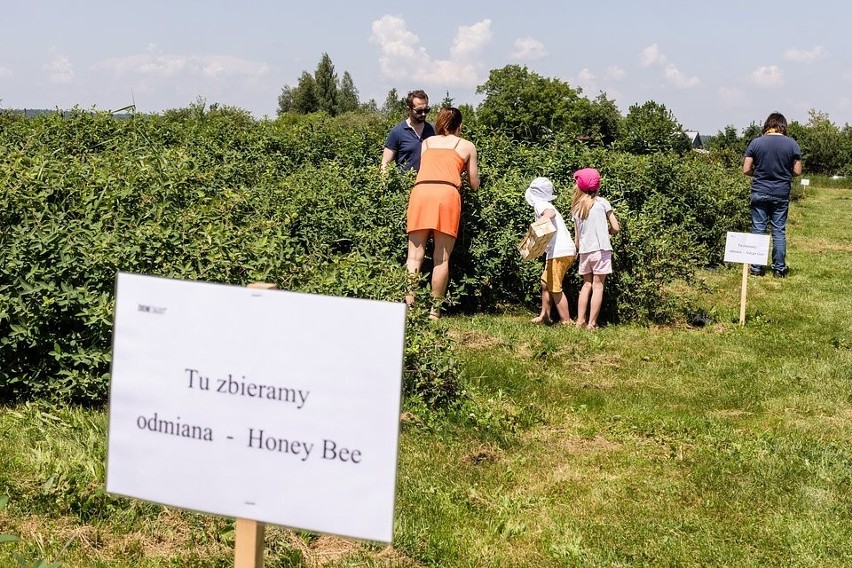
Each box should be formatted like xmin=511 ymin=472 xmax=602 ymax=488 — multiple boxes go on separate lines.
xmin=2 ymin=0 xmax=850 ymax=135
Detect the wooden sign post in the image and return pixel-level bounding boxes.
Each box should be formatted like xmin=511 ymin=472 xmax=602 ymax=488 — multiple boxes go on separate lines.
xmin=234 ymin=282 xmax=277 ymax=568
xmin=723 ymin=232 xmax=771 ymax=326
xmin=234 ymin=517 xmax=265 ymax=568
xmin=738 ymin=263 xmax=749 ymax=326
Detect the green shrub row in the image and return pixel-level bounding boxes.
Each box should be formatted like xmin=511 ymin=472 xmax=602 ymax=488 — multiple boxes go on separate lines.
xmin=0 ymin=108 xmax=750 ymax=404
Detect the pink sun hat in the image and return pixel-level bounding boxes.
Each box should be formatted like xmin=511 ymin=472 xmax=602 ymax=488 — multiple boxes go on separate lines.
xmin=574 ymin=168 xmax=601 ymax=193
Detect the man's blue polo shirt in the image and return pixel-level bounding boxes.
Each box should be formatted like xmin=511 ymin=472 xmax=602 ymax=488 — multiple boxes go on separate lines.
xmin=384 ymin=120 xmax=435 ymax=172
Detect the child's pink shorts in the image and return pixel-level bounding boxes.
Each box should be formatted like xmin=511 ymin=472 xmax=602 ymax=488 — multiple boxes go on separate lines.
xmin=578 ymin=250 xmax=612 ymax=275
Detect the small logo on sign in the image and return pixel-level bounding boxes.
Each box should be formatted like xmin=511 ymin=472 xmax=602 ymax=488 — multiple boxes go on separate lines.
xmin=138 ymin=304 xmax=167 ymax=315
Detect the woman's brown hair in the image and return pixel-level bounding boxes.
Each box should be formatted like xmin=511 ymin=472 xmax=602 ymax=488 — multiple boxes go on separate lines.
xmin=434 ymin=107 xmax=462 ymax=135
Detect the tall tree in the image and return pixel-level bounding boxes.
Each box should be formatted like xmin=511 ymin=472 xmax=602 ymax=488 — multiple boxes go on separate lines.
xmin=439 ymin=91 xmax=454 ymax=108
xmin=277 ymin=85 xmax=295 ymax=114
xmin=314 ymin=53 xmax=339 ymax=115
xmin=578 ymin=92 xmax=621 ymax=146
xmin=799 ymin=109 xmax=845 ymax=174
xmin=278 ymin=54 xmax=361 ymax=116
xmin=475 ymin=65 xmax=603 ymax=143
xmin=337 ymin=71 xmax=360 ymax=114
xmin=705 ymin=125 xmax=747 ymax=168
xmin=291 ymin=71 xmax=319 ymax=114
xmin=616 ymin=101 xmax=691 ymax=155
xmin=381 ymin=88 xmax=406 ymax=117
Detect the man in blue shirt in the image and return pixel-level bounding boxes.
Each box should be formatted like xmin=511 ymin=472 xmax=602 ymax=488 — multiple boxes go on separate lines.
xmin=742 ymin=112 xmax=803 ymax=277
xmin=381 ymin=90 xmax=435 ymax=173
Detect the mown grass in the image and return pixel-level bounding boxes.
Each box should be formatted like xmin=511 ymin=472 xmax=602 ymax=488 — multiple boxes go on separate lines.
xmin=2 ymin=185 xmax=851 ymax=567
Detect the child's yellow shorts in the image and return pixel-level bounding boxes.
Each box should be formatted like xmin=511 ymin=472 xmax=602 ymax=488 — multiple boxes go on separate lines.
xmin=541 ymin=255 xmax=575 ymax=293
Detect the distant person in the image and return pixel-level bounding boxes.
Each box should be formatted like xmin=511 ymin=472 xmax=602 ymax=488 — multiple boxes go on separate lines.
xmin=405 ymin=107 xmax=479 ymax=319
xmin=381 ymin=90 xmax=435 ymax=173
xmin=742 ymin=112 xmax=803 ymax=278
xmin=571 ymin=168 xmax=619 ymax=330
xmin=524 ymin=177 xmax=577 ymax=325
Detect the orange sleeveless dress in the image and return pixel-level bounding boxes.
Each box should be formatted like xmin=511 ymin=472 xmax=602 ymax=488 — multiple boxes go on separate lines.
xmin=406 ymin=141 xmax=466 ymax=237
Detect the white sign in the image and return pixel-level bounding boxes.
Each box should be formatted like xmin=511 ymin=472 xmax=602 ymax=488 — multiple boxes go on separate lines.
xmin=106 ymin=273 xmax=406 ymax=543
xmin=723 ymin=232 xmax=771 ymax=265
xmin=801 ymin=178 xmax=810 ymax=186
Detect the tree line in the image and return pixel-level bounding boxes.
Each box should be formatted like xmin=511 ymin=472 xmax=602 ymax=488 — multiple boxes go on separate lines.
xmin=277 ymin=54 xmax=852 ymax=176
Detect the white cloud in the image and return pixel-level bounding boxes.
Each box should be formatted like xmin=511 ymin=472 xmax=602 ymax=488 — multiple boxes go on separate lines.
xmin=96 ymin=45 xmax=270 ymax=80
xmin=577 ymin=68 xmax=597 ymax=93
xmin=604 ymin=65 xmax=625 ymax=81
xmin=748 ymin=65 xmax=784 ymax=87
xmin=783 ymin=45 xmax=828 ymax=64
xmin=369 ymin=15 xmax=492 ymax=87
xmin=664 ymin=64 xmax=700 ymax=88
xmin=510 ymin=37 xmax=547 ymax=61
xmin=717 ymin=86 xmax=746 ymax=106
xmin=44 ymin=55 xmax=74 ymax=84
xmin=0 ymin=65 xmax=12 ymax=78
xmin=639 ymin=44 xmax=698 ymax=88
xmin=640 ymin=43 xmax=666 ymax=67
xmin=451 ymin=19 xmax=492 ymax=59
xmin=369 ymin=16 xmax=433 ymax=79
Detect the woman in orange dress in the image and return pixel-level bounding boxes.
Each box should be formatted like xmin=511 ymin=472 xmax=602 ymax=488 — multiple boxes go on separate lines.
xmin=405 ymin=107 xmax=480 ymax=319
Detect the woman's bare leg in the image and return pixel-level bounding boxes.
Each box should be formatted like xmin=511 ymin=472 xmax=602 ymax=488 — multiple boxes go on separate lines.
xmin=429 ymin=231 xmax=456 ymax=315
xmin=406 ymin=230 xmax=430 ymax=306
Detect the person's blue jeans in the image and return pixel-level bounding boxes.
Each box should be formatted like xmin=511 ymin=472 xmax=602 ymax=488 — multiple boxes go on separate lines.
xmin=750 ymin=193 xmax=789 ymax=274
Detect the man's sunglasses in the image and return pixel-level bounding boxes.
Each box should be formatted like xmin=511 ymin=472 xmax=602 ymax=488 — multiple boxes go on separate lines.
xmin=411 ymin=106 xmax=431 ymax=115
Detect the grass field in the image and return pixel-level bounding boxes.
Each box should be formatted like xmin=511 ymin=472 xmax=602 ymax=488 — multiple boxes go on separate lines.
xmin=2 ymin=185 xmax=851 ymax=567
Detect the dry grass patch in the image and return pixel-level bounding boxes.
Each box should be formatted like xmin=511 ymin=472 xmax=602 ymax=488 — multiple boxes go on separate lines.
xmin=569 ymin=352 xmax=623 ymax=376
xmin=3 ymin=510 xmax=233 ymax=566
xmin=796 ymin=236 xmax=852 ymax=253
xmin=464 ymin=446 xmax=502 ymax=465
xmin=448 ymin=329 xmax=503 ymax=351
xmin=267 ymin=528 xmax=421 ymax=567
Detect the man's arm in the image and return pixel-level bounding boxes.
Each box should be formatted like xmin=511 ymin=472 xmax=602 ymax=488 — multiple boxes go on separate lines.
xmin=742 ymin=156 xmax=754 ymax=176
xmin=792 ymin=159 xmax=803 ymax=177
xmin=381 ymin=147 xmax=396 ymax=174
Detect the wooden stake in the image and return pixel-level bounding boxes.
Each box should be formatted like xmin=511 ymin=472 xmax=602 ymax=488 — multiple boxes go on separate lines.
xmin=234 ymin=518 xmax=265 ymax=568
xmin=235 ymin=281 xmax=276 ymax=568
xmin=739 ymin=263 xmax=748 ymax=326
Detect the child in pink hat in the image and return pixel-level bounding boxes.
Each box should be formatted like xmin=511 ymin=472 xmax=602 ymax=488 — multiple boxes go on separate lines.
xmin=570 ymin=168 xmax=620 ymax=330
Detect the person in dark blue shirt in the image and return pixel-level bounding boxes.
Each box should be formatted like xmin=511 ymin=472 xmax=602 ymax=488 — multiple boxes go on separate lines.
xmin=742 ymin=112 xmax=803 ymax=277
xmin=381 ymin=90 xmax=435 ymax=173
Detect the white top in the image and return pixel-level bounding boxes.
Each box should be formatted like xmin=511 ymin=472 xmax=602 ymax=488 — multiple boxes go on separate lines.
xmin=532 ymin=201 xmax=576 ymax=260
xmin=574 ymin=197 xmax=613 ymax=254
xmin=524 ymin=176 xmax=576 ymax=260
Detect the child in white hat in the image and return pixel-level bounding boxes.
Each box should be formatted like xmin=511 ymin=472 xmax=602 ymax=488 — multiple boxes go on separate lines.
xmin=524 ymin=177 xmax=577 ymax=325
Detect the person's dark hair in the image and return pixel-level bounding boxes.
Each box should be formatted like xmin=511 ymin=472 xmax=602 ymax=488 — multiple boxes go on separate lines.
xmin=434 ymin=107 xmax=462 ymax=135
xmin=406 ymin=89 xmax=428 ymax=108
xmin=763 ymin=112 xmax=788 ymax=135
